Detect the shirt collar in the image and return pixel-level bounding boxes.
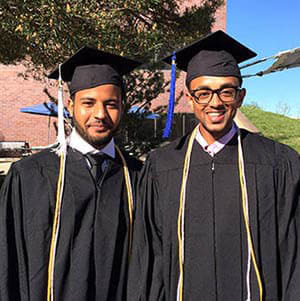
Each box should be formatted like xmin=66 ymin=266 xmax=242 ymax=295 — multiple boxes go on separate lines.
xmin=195 ymin=123 xmax=238 ymax=157
xmin=68 ymin=129 xmax=115 ymax=158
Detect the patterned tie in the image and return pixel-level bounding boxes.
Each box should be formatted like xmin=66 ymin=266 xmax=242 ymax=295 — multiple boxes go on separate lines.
xmin=85 ymin=153 xmax=106 ymax=184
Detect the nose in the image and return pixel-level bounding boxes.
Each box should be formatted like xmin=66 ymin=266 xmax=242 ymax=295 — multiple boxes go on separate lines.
xmin=93 ymin=102 xmax=106 ymax=120
xmin=209 ymin=91 xmax=224 ymax=107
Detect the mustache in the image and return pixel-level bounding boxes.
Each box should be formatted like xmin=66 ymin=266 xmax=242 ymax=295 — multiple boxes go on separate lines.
xmin=87 ymin=119 xmax=113 ymax=129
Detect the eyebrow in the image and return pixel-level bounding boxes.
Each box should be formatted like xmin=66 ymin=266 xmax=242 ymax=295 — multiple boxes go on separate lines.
xmin=192 ymin=83 xmax=240 ymax=90
xmin=103 ymin=98 xmax=120 ymax=102
xmin=79 ymin=97 xmax=121 ymax=103
xmin=79 ymin=97 xmax=96 ymax=102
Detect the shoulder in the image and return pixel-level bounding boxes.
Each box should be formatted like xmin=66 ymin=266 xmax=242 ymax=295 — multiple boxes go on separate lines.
xmin=145 ymin=134 xmax=190 ymax=174
xmin=242 ymin=130 xmax=299 ymax=167
xmin=154 ymin=134 xmax=189 ymax=155
xmin=11 ymin=149 xmax=59 ymax=174
xmin=121 ymin=152 xmax=143 ymax=172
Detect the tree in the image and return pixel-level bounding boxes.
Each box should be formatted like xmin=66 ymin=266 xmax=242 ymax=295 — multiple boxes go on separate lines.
xmin=0 ymin=0 xmax=223 ymax=155
xmin=276 ymin=101 xmax=291 ymax=116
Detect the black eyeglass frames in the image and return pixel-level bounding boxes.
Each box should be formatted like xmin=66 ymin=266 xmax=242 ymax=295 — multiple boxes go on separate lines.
xmin=190 ymin=86 xmax=242 ymax=104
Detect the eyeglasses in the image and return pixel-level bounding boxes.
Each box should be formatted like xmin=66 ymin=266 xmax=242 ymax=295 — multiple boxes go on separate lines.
xmin=190 ymin=86 xmax=241 ymax=104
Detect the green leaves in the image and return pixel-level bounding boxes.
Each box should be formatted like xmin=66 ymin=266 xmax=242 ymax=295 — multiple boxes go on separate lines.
xmin=0 ymin=0 xmax=223 ymax=154
xmin=0 ymin=0 xmax=223 ymax=67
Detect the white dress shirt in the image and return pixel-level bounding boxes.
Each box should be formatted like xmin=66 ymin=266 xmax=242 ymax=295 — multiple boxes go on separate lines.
xmin=195 ymin=123 xmax=238 ymax=157
xmin=68 ymin=129 xmax=115 ymax=171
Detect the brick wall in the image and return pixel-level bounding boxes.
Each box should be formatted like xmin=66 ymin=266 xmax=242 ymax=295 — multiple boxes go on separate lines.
xmin=0 ymin=64 xmax=58 ymax=147
xmin=0 ymin=0 xmax=226 ymax=147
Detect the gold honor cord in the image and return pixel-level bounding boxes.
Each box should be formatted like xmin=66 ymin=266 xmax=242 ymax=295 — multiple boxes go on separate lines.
xmin=115 ymin=145 xmax=134 ymax=259
xmin=177 ymin=127 xmax=263 ymax=301
xmin=177 ymin=127 xmax=198 ymax=301
xmin=47 ymin=146 xmax=134 ymax=301
xmin=237 ymin=129 xmax=263 ymax=301
xmin=47 ymin=153 xmax=66 ymax=301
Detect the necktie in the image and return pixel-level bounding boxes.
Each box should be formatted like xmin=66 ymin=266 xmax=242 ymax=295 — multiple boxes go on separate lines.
xmin=85 ymin=153 xmax=106 ymax=184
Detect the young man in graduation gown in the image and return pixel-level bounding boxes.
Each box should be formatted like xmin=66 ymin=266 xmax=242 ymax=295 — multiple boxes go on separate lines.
xmin=0 ymin=47 xmax=143 ymax=300
xmin=128 ymin=31 xmax=300 ymax=300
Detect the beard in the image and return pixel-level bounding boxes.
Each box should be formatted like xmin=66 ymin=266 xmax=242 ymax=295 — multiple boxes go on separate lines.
xmin=73 ymin=117 xmax=118 ymax=149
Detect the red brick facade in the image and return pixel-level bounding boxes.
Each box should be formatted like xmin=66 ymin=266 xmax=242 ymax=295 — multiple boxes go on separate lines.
xmin=0 ymin=1 xmax=226 ymax=147
xmin=0 ymin=64 xmax=59 ymax=147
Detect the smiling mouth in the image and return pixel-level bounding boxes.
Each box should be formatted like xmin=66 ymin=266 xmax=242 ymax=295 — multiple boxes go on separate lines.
xmin=88 ymin=124 xmax=109 ymax=131
xmin=207 ymin=111 xmax=225 ymax=122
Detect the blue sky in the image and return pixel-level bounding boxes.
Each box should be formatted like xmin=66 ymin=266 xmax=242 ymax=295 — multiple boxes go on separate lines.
xmin=227 ymin=0 xmax=300 ymax=117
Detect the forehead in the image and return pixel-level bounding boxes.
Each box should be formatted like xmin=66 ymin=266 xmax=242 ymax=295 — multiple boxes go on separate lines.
xmin=189 ymin=76 xmax=241 ymax=89
xmin=74 ymin=84 xmax=122 ymax=100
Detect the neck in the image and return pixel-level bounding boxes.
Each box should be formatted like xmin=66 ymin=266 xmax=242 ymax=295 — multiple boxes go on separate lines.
xmin=69 ymin=129 xmax=115 ymax=158
xmin=198 ymin=122 xmax=234 ymax=145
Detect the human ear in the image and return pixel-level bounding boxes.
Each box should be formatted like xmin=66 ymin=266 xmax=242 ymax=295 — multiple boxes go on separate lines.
xmin=120 ymin=101 xmax=125 ymax=115
xmin=185 ymin=89 xmax=194 ymax=111
xmin=236 ymin=88 xmax=246 ymax=108
xmin=67 ymin=98 xmax=74 ymax=117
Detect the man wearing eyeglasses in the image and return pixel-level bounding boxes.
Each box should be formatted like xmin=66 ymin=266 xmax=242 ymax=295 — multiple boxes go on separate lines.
xmin=128 ymin=31 xmax=300 ymax=301
xmin=188 ymin=77 xmax=244 ymax=146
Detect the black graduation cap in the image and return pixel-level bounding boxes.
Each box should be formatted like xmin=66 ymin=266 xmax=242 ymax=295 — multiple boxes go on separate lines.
xmin=162 ymin=30 xmax=257 ymax=86
xmin=48 ymin=46 xmax=142 ymax=95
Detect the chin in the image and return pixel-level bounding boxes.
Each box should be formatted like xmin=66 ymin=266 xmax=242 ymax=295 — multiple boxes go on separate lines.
xmin=76 ymin=126 xmax=113 ymax=149
xmin=210 ymin=125 xmax=231 ymax=137
xmin=73 ymin=118 xmax=118 ymax=148
xmin=88 ymin=133 xmax=113 ymax=148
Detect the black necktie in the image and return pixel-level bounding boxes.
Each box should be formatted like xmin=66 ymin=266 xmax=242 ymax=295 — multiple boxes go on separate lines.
xmin=85 ymin=153 xmax=105 ymax=184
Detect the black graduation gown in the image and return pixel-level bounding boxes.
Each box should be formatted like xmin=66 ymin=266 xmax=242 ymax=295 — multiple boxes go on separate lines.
xmin=128 ymin=129 xmax=300 ymax=301
xmin=0 ymin=147 xmax=142 ymax=300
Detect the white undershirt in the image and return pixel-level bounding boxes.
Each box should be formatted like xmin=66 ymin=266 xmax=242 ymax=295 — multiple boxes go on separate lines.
xmin=195 ymin=123 xmax=238 ymax=157
xmin=68 ymin=129 xmax=115 ymax=170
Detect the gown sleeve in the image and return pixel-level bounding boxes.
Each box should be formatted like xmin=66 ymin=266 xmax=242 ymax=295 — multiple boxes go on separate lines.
xmin=128 ymin=155 xmax=165 ymax=301
xmin=0 ymin=165 xmax=29 ymax=300
xmin=276 ymin=145 xmax=300 ymax=300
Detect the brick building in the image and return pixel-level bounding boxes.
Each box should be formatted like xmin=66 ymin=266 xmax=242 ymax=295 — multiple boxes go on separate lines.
xmin=0 ymin=1 xmax=226 ymax=148
xmin=0 ymin=64 xmax=58 ymax=147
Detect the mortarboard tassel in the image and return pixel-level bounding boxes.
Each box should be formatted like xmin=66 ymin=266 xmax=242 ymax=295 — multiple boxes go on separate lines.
xmin=54 ymin=64 xmax=68 ymax=156
xmin=163 ymin=52 xmax=176 ymax=138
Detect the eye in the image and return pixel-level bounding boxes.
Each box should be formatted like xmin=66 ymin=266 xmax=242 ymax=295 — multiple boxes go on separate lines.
xmin=220 ymin=88 xmax=235 ymax=97
xmin=82 ymin=100 xmax=94 ymax=107
xmin=105 ymin=101 xmax=120 ymax=109
xmin=196 ymin=90 xmax=211 ymax=99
